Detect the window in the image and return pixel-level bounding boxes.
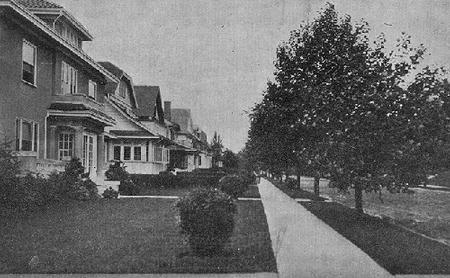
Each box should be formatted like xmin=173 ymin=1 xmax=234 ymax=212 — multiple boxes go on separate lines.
xmin=154 ymin=146 xmax=169 ymax=163
xmin=154 ymin=146 xmax=163 ymax=162
xmin=198 ymin=155 xmax=202 ymax=166
xmin=88 ymin=80 xmax=97 ymax=99
xmin=134 ymin=146 xmax=142 ymax=161
xmin=16 ymin=119 xmax=38 ymax=152
xmin=59 ymin=25 xmax=79 ymax=48
xmin=82 ymin=135 xmax=95 ymax=172
xmin=113 ymin=146 xmax=121 ymax=161
xmin=58 ymin=132 xmax=74 ymax=160
xmin=123 ymin=146 xmax=131 ymax=161
xmin=61 ymin=61 xmax=77 ymax=95
xmin=113 ymin=144 xmax=144 ymax=161
xmin=22 ymin=40 xmax=37 ymax=85
xmin=119 ymin=80 xmax=128 ymax=98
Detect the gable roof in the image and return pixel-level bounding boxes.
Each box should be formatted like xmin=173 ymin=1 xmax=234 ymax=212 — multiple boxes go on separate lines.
xmin=171 ymin=108 xmax=193 ymax=133
xmin=15 ymin=0 xmax=93 ymax=41
xmin=16 ymin=0 xmax=61 ymax=9
xmin=98 ymin=61 xmax=138 ymax=108
xmin=98 ymin=61 xmax=125 ymax=79
xmin=133 ymin=86 xmax=164 ymax=122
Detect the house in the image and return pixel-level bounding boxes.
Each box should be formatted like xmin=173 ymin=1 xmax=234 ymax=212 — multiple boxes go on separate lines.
xmin=0 ymin=0 xmax=119 ymax=180
xmin=169 ymin=108 xmax=213 ymax=171
xmin=98 ymin=62 xmax=172 ymax=175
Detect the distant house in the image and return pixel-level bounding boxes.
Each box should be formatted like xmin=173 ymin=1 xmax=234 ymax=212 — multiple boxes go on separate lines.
xmin=98 ymin=62 xmax=171 ymax=174
xmin=169 ymin=108 xmax=212 ymax=171
xmin=0 ymin=0 xmax=119 ymax=179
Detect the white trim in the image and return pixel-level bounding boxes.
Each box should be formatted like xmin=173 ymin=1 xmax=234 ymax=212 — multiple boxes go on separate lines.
xmin=15 ymin=117 xmax=39 ymax=153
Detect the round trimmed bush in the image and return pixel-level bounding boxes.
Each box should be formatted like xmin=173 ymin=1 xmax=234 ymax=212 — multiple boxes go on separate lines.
xmin=218 ymin=175 xmax=248 ymax=199
xmin=176 ymin=187 xmax=237 ymax=256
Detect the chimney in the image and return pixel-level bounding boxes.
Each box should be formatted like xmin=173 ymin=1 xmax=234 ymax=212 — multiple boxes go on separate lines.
xmin=164 ymin=101 xmax=171 ymax=121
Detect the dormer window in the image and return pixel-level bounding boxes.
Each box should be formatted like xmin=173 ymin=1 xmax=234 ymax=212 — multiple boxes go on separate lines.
xmin=119 ymin=80 xmax=128 ymax=98
xmin=59 ymin=24 xmax=80 ymax=48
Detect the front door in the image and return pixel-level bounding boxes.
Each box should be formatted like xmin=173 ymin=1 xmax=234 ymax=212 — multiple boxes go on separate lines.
xmin=82 ymin=134 xmax=97 ymax=179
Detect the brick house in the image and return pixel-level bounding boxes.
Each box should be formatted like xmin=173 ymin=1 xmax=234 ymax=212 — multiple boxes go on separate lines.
xmin=0 ymin=0 xmax=119 ymax=180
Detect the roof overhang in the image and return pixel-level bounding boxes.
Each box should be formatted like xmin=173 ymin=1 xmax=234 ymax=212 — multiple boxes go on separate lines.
xmin=47 ymin=110 xmax=115 ymax=126
xmin=0 ymin=0 xmax=119 ymax=83
xmin=26 ymin=8 xmax=93 ymax=40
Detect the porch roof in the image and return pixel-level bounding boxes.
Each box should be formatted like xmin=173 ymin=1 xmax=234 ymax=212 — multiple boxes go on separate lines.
xmin=109 ymin=130 xmax=158 ymax=139
xmin=48 ymin=103 xmax=115 ymax=126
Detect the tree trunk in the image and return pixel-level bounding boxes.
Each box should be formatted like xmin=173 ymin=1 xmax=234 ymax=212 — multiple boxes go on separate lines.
xmin=297 ymin=167 xmax=302 ymax=188
xmin=314 ymin=175 xmax=320 ymax=196
xmin=354 ymin=184 xmax=363 ymax=213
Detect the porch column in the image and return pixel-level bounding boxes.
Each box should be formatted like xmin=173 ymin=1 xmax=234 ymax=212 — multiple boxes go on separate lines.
xmin=97 ymin=133 xmax=105 ymax=176
xmin=47 ymin=126 xmax=57 ymax=160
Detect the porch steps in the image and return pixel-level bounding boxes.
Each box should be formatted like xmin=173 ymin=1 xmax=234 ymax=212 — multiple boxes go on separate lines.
xmin=92 ymin=176 xmax=120 ymax=196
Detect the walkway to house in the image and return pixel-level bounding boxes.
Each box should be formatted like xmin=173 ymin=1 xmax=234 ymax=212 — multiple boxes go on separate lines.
xmin=258 ymin=178 xmax=392 ymax=278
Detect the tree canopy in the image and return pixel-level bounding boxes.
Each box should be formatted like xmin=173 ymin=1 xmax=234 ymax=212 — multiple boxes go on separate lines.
xmin=247 ymin=3 xmax=450 ymax=211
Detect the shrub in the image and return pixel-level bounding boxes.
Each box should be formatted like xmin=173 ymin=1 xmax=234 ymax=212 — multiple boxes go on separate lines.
xmin=218 ymin=175 xmax=248 ymax=199
xmin=239 ymin=171 xmax=257 ymax=186
xmin=176 ymin=187 xmax=236 ymax=256
xmin=102 ymin=187 xmax=119 ymax=199
xmin=70 ymin=178 xmax=99 ymax=200
xmin=105 ymin=162 xmax=129 ymax=181
xmin=285 ymin=178 xmax=298 ymax=189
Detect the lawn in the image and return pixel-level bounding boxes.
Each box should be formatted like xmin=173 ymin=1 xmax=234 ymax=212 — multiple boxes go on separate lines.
xmin=280 ymin=176 xmax=450 ymax=246
xmin=300 ymin=201 xmax=450 ymax=274
xmin=270 ymin=179 xmax=325 ymax=201
xmin=0 ymin=199 xmax=276 ymax=274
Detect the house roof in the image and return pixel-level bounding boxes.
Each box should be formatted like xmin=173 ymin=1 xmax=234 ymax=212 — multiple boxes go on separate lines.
xmin=98 ymin=61 xmax=125 ymax=79
xmin=16 ymin=0 xmax=61 ymax=9
xmin=171 ymin=109 xmax=193 ymax=132
xmin=15 ymin=0 xmax=93 ymax=41
xmin=97 ymin=61 xmax=138 ymax=108
xmin=133 ymin=86 xmax=164 ymax=121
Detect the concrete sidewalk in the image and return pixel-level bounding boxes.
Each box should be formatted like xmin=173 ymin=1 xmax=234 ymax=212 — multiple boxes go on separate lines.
xmin=258 ymin=178 xmax=392 ymax=278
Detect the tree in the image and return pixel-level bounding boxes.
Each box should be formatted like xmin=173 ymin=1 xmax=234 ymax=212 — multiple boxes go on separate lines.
xmin=247 ymin=3 xmax=450 ymax=212
xmin=222 ymin=149 xmax=239 ymax=170
xmin=210 ymin=131 xmax=224 ymax=167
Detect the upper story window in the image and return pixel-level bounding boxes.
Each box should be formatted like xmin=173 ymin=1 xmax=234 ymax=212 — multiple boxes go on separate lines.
xmin=119 ymin=80 xmax=128 ymax=98
xmin=59 ymin=25 xmax=80 ymax=48
xmin=15 ymin=118 xmax=39 ymax=152
xmin=22 ymin=40 xmax=37 ymax=86
xmin=88 ymin=80 xmax=97 ymax=99
xmin=61 ymin=61 xmax=78 ymax=95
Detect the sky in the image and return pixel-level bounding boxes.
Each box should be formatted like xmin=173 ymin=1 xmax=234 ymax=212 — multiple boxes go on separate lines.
xmin=54 ymin=0 xmax=450 ymax=152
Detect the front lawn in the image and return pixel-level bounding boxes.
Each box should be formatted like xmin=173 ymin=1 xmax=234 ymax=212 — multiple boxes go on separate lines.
xmin=300 ymin=201 xmax=450 ymax=274
xmin=0 ymin=199 xmax=276 ymax=274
